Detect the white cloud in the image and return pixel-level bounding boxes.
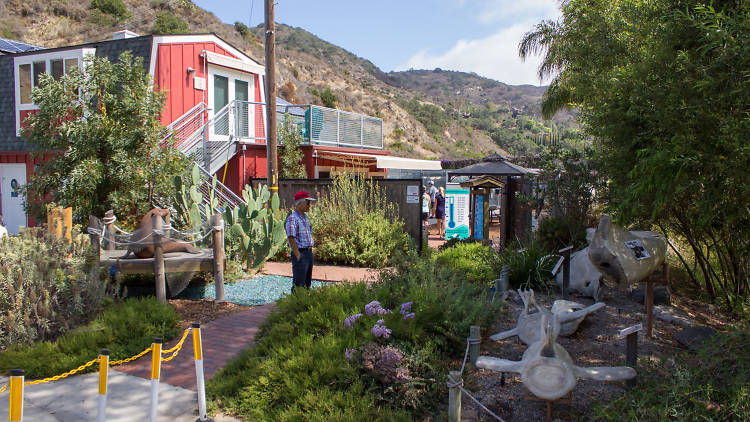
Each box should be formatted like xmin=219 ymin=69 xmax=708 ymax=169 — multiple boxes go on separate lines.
xmin=397 ymin=23 xmax=553 ymax=86
xmin=474 ymin=0 xmax=560 ymax=25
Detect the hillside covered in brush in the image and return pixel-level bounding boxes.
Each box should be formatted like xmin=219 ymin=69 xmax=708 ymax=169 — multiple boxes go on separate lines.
xmin=0 ymin=0 xmax=579 ymax=159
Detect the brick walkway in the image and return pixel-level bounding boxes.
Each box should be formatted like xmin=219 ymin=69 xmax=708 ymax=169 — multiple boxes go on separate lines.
xmin=261 ymin=260 xmax=381 ymax=283
xmin=116 ymin=303 xmax=276 ymax=390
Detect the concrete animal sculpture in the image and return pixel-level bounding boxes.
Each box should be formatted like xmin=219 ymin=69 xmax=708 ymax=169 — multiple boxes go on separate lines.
xmin=588 ymin=214 xmax=666 ymax=286
xmin=490 ymin=289 xmax=605 ymax=345
xmin=478 ymin=313 xmax=636 ymax=400
xmin=122 ymin=208 xmax=200 ymax=258
xmin=555 ymin=246 xmax=605 ymax=300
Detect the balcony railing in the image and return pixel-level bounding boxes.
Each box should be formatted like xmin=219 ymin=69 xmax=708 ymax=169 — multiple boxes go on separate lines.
xmin=276 ymin=104 xmax=383 ymax=149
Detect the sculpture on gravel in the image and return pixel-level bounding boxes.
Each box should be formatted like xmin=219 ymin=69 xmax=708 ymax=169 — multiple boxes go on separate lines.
xmin=490 ymin=290 xmax=605 ymax=345
xmin=588 ymin=214 xmax=666 ymax=286
xmin=478 ymin=313 xmax=636 ymax=400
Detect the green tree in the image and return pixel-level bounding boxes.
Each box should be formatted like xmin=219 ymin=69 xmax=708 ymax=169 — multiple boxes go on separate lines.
xmin=520 ymin=0 xmax=750 ymax=305
xmin=278 ymin=113 xmax=307 ymax=179
xmin=22 ymin=52 xmax=188 ymax=224
xmin=153 ymin=11 xmax=189 ymax=34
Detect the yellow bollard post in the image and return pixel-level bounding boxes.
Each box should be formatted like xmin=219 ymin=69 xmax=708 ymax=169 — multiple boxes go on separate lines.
xmin=97 ymin=349 xmax=109 ymax=422
xmin=149 ymin=338 xmax=162 ymax=422
xmin=62 ymin=207 xmax=73 ymax=245
xmin=9 ymin=369 xmax=24 ymax=422
xmin=191 ymin=323 xmax=210 ymax=421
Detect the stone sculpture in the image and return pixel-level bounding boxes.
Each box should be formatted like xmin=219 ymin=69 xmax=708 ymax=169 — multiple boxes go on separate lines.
xmin=478 ymin=313 xmax=636 ymax=400
xmin=588 ymin=214 xmax=666 ymax=286
xmin=122 ymin=208 xmax=201 ymax=258
xmin=555 ymin=246 xmax=604 ymax=299
xmin=490 ymin=290 xmax=605 ymax=345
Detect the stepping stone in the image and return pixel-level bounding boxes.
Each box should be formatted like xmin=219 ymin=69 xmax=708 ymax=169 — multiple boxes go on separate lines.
xmin=675 ymin=326 xmax=716 ymax=351
xmin=630 ymin=285 xmax=671 ymax=305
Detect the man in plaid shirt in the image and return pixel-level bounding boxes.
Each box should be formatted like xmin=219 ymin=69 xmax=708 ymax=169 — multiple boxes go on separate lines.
xmin=285 ymin=191 xmax=317 ymax=292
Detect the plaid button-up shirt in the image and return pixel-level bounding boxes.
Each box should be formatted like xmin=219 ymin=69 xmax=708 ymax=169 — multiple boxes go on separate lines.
xmin=285 ymin=210 xmax=314 ymax=248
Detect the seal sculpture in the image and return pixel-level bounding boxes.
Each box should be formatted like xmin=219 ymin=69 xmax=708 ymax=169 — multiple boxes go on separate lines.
xmin=478 ymin=313 xmax=636 ymax=400
xmin=122 ymin=208 xmax=201 ymax=258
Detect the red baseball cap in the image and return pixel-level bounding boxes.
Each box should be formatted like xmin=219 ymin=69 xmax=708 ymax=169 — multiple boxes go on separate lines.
xmin=293 ymin=191 xmax=317 ymax=202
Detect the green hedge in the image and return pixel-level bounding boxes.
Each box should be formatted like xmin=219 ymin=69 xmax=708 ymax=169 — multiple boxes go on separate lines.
xmin=0 ymin=297 xmax=180 ymax=378
xmin=434 ymin=241 xmax=501 ymax=285
xmin=207 ymin=255 xmax=502 ymax=420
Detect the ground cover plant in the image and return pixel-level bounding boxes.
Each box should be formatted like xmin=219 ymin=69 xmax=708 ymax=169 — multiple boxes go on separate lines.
xmin=591 ymin=327 xmax=750 ymax=421
xmin=308 ymin=174 xmax=414 ymax=267
xmin=434 ymin=241 xmax=502 ymax=285
xmin=0 ymin=297 xmax=180 ymax=378
xmin=0 ymin=226 xmax=112 ymax=350
xmin=207 ymin=254 xmax=502 ymax=420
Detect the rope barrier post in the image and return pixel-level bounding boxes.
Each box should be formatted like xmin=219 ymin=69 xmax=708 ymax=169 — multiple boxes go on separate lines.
xmin=210 ymin=214 xmax=225 ymax=303
xmin=559 ymin=245 xmax=573 ymax=300
xmin=152 ymin=214 xmax=167 ymax=304
xmin=620 ymin=323 xmax=642 ymax=389
xmin=149 ymin=338 xmax=162 ymax=422
xmin=103 ymin=210 xmax=116 ymax=251
xmin=192 ymin=323 xmax=211 ymax=421
xmin=89 ymin=215 xmax=102 ymax=260
xmin=645 ymin=279 xmax=654 ymax=338
xmin=97 ymin=349 xmax=109 ymax=422
xmin=9 ymin=369 xmax=23 ymax=422
xmin=469 ymin=326 xmax=480 ymax=366
xmin=447 ymin=370 xmax=462 ymax=422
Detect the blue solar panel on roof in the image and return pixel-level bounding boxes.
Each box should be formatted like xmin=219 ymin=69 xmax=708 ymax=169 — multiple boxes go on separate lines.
xmin=0 ymin=38 xmax=44 ymax=53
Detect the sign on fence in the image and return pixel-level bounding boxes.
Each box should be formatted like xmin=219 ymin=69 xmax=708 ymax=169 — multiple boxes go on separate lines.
xmin=445 ymin=184 xmax=470 ymax=240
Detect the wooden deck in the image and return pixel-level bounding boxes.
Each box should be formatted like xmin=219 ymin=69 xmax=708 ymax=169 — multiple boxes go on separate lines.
xmin=100 ymin=249 xmax=215 ymax=274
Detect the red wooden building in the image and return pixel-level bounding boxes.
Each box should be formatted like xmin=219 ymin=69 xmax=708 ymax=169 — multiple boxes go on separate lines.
xmin=0 ymin=31 xmax=412 ymax=233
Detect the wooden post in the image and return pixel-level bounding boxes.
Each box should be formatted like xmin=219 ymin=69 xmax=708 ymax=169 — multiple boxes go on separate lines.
xmin=211 ymin=214 xmax=226 ymax=302
xmin=447 ymin=370 xmax=462 ymax=422
xmin=62 ymin=207 xmax=73 ymax=244
xmin=469 ymin=326 xmax=480 ymax=365
xmin=152 ymin=213 xmax=166 ymax=304
xmin=620 ymin=323 xmax=642 ymax=389
xmin=559 ymin=245 xmax=573 ymax=300
xmin=265 ymin=0 xmax=278 ymax=193
xmin=645 ymin=280 xmax=654 ymax=338
xmin=103 ymin=210 xmax=115 ymax=251
xmin=89 ymin=215 xmax=102 ymax=260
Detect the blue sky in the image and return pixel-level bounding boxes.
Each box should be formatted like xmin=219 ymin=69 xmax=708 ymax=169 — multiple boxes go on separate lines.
xmin=192 ymin=0 xmax=561 ymax=86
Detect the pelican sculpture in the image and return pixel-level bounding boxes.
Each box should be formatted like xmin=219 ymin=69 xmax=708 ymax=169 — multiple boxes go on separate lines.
xmin=490 ymin=289 xmax=605 ymax=345
xmin=478 ymin=313 xmax=636 ymax=400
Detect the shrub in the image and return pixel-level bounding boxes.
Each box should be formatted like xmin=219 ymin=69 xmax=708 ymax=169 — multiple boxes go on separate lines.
xmin=0 ymin=297 xmax=180 ymax=378
xmin=207 ymin=255 xmax=501 ymax=419
xmin=499 ymin=238 xmax=556 ymax=290
xmin=89 ymin=0 xmax=130 ymax=21
xmin=308 ymin=174 xmax=413 ymax=267
xmin=153 ymin=11 xmax=189 ymax=34
xmin=536 ymin=215 xmax=588 ymax=252
xmin=434 ymin=241 xmax=501 ymax=285
xmin=591 ymin=327 xmax=750 ymax=421
xmin=319 ymin=87 xmax=338 ymax=108
xmin=0 ymin=227 xmax=114 ymax=350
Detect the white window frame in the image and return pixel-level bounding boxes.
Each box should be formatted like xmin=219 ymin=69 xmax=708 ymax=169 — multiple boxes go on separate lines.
xmin=13 ymin=48 xmax=96 ymax=136
xmin=206 ymin=64 xmax=255 ymax=142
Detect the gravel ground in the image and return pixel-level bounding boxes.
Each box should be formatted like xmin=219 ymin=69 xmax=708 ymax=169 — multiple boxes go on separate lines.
xmin=176 ymin=275 xmax=332 ymax=306
xmin=456 ymin=284 xmax=734 ymax=422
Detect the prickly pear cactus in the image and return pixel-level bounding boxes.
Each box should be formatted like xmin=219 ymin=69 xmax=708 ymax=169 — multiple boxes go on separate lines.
xmin=173 ymin=165 xmax=205 ymax=229
xmin=224 ymin=184 xmax=289 ymax=270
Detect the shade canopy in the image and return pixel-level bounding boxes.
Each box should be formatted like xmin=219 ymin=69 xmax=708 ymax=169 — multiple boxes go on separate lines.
xmin=449 ymin=159 xmax=532 ymax=176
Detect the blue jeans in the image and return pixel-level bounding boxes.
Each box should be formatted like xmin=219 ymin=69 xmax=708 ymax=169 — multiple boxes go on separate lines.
xmin=291 ymin=248 xmax=313 ymax=292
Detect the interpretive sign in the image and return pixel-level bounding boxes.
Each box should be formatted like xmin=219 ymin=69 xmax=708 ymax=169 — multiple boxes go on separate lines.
xmin=445 ymin=184 xmax=470 ymax=240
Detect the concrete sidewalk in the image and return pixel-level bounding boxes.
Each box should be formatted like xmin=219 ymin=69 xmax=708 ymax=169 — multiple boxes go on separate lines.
xmin=0 ymin=370 xmax=239 ymax=421
xmin=262 ymin=260 xmax=381 ymax=283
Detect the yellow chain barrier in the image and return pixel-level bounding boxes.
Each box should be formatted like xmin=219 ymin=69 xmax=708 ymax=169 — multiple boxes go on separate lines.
xmin=24 ymin=357 xmax=99 ymax=386
xmin=109 ymin=346 xmax=152 ymax=366
xmin=161 ymin=328 xmax=191 ymax=362
xmin=0 ymin=383 xmax=7 ymax=394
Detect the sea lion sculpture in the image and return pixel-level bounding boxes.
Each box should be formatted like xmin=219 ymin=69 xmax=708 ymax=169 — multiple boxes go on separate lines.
xmin=122 ymin=208 xmax=200 ymax=258
xmin=478 ymin=313 xmax=636 ymax=400
xmin=490 ymin=290 xmax=605 ymax=345
xmin=588 ymin=214 xmax=666 ymax=286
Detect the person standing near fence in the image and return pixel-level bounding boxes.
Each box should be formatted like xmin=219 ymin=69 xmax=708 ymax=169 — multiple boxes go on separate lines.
xmin=434 ymin=186 xmax=446 ymax=237
xmin=285 ymin=191 xmax=317 ymax=292
xmin=428 ymin=180 xmax=438 ymax=216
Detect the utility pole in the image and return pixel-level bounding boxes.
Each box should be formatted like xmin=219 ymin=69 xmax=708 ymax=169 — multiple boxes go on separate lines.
xmin=265 ymin=0 xmax=278 ymax=192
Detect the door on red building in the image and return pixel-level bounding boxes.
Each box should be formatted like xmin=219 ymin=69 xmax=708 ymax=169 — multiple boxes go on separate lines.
xmin=208 ymin=66 xmax=255 ymax=142
xmin=0 ymin=163 xmax=27 ymax=234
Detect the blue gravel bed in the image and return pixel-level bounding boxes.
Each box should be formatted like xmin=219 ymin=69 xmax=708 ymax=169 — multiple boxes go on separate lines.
xmin=176 ymin=275 xmax=331 ymax=306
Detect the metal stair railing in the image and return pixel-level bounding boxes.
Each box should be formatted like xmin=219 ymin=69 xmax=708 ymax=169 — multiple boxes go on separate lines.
xmin=160 ymin=102 xmax=207 ymax=149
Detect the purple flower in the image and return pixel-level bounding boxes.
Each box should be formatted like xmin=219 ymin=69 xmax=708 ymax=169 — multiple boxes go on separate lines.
xmin=403 ymin=312 xmax=415 ymax=320
xmin=364 ymin=301 xmax=382 ymax=316
xmin=344 ymin=348 xmax=355 ymax=361
xmin=376 ymin=307 xmax=392 ymax=315
xmin=399 ymin=302 xmax=413 ymax=315
xmin=371 ymin=322 xmax=392 ymax=339
xmin=377 ymin=319 xmax=385 ymax=325
xmin=344 ymin=313 xmax=363 ymax=330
